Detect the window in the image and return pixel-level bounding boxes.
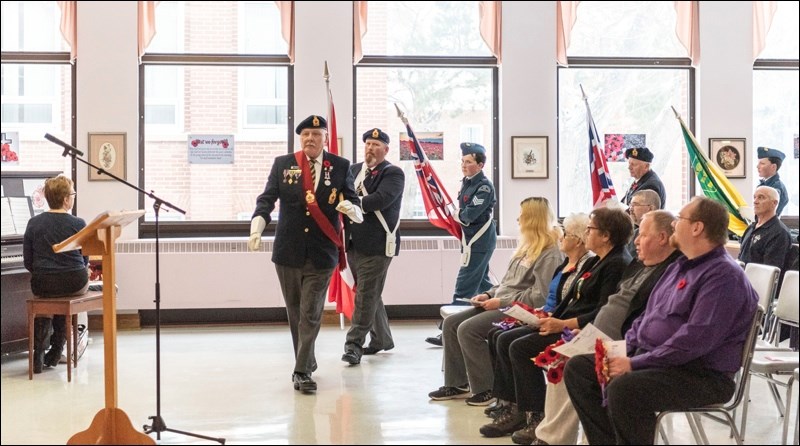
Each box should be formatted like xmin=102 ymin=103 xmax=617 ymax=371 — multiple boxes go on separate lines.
xmin=1 ymin=1 xmax=73 ymax=174
xmin=557 ymin=1 xmax=692 ymax=217
xmin=753 ymin=1 xmax=799 ymax=217
xmin=141 ymin=1 xmax=290 ymax=235
xmin=355 ymin=1 xmax=498 ymax=228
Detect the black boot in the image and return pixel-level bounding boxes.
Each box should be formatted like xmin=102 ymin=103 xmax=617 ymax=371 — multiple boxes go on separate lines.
xmin=33 ymin=317 xmax=53 ymax=374
xmin=44 ymin=315 xmax=66 ymax=367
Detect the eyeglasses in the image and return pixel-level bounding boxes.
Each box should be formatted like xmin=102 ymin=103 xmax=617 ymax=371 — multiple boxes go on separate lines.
xmin=69 ymin=192 xmax=77 ymax=196
xmin=630 ymin=203 xmax=650 ymax=208
xmin=585 ymin=225 xmax=600 ymax=233
xmin=675 ymin=215 xmax=696 ymax=223
xmin=564 ymin=233 xmax=580 ymax=239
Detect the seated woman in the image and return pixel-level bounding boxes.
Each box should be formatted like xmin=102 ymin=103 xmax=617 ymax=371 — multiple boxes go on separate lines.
xmin=23 ymin=175 xmax=89 ymax=373
xmin=485 ymin=212 xmax=594 ymax=409
xmin=428 ymin=197 xmax=564 ymax=405
xmin=480 ymin=206 xmax=632 ymax=439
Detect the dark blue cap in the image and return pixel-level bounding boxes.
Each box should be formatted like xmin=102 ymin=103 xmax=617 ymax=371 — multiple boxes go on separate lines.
xmin=362 ymin=128 xmax=390 ymax=144
xmin=625 ymin=147 xmax=654 ymax=163
xmin=460 ymin=142 xmax=486 ymax=156
xmin=757 ymin=146 xmax=785 ymax=161
xmin=295 ymin=115 xmax=327 ymax=135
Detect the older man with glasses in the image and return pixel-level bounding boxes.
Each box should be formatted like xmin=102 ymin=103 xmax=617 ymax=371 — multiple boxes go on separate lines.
xmin=626 ymin=190 xmax=661 ymax=258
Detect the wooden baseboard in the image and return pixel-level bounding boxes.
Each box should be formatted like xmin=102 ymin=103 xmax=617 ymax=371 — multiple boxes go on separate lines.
xmin=88 ymin=313 xmax=140 ymax=331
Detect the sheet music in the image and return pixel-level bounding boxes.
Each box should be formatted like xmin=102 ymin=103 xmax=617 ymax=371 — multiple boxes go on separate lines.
xmin=1 ymin=198 xmax=15 ymax=236
xmin=9 ymin=197 xmax=33 ymax=235
xmin=501 ymin=305 xmax=541 ymax=327
xmin=553 ymin=323 xmax=614 ymax=358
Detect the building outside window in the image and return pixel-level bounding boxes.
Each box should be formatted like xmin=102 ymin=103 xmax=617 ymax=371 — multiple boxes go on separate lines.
xmin=355 ymin=1 xmax=498 ymax=228
xmin=1 ymin=0 xmax=73 ymax=174
xmin=141 ymin=1 xmax=290 ymax=233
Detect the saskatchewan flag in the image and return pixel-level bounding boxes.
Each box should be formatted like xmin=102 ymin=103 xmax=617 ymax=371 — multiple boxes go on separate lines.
xmin=674 ymin=110 xmax=750 ymax=236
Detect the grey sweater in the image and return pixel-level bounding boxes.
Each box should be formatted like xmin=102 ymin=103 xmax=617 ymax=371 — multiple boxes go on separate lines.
xmin=486 ymin=245 xmax=564 ymax=308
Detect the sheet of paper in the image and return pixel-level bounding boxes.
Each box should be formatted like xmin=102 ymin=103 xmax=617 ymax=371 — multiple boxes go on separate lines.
xmin=553 ymin=323 xmax=614 ymax=358
xmin=607 ymin=340 xmax=627 ymax=358
xmin=8 ymin=196 xmax=32 ymax=235
xmin=1 ymin=198 xmax=16 ymax=236
xmin=501 ymin=305 xmax=541 ymax=327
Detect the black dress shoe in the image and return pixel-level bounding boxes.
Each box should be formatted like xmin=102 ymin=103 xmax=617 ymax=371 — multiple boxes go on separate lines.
xmin=341 ymin=351 xmax=361 ymax=365
xmin=292 ymin=372 xmax=317 ymax=393
xmin=425 ymin=333 xmax=443 ymax=347
xmin=363 ymin=344 xmax=394 ymax=355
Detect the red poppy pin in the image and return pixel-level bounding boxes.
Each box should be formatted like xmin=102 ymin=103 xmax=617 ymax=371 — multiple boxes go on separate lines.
xmin=371 ymin=169 xmax=379 ymax=176
xmin=581 ymin=272 xmax=592 ymax=280
xmin=677 ymin=278 xmax=687 ymax=290
xmin=323 ymin=160 xmax=331 ymax=168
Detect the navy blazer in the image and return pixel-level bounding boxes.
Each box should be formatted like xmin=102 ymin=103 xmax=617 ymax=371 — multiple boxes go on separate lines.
xmin=253 ymin=151 xmax=359 ymax=269
xmin=345 ymin=160 xmax=405 ymax=256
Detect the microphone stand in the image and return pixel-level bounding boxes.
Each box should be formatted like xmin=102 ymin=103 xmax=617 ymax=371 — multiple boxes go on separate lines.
xmin=45 ymin=134 xmax=225 ymax=444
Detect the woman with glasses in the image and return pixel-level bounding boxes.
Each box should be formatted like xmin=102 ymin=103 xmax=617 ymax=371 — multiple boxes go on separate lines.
xmin=428 ymin=197 xmax=563 ymax=407
xmin=23 ymin=174 xmax=89 ymax=374
xmin=480 ymin=207 xmax=632 ymax=442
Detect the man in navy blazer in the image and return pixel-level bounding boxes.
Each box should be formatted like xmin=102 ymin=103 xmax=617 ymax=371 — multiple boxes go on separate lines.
xmin=249 ymin=114 xmax=362 ymax=393
xmin=341 ymin=128 xmax=405 ymax=365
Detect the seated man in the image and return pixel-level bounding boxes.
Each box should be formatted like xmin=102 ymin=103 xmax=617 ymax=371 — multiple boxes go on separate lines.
xmin=564 ymin=196 xmax=759 ymax=445
xmin=738 ymin=185 xmax=792 ymax=271
xmin=524 ymin=210 xmax=680 ymax=445
xmin=625 ymin=190 xmax=660 ymax=259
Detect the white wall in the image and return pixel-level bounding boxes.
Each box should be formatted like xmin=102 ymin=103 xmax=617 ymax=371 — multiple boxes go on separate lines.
xmin=71 ymin=2 xmax=766 ymax=310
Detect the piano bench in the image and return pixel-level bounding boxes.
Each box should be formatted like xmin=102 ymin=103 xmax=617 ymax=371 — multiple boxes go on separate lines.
xmin=27 ymin=291 xmax=104 ymax=382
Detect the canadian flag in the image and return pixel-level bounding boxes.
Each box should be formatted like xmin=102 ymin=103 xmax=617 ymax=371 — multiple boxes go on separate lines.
xmin=326 ymin=85 xmax=356 ymax=319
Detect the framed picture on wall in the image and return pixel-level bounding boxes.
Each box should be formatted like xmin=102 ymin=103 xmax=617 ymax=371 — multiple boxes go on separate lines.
xmin=708 ymin=138 xmax=746 ymax=178
xmin=88 ymin=133 xmax=126 ymax=181
xmin=511 ymin=136 xmax=548 ymax=178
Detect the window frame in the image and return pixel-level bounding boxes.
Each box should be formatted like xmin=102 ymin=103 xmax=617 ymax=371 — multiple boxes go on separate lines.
xmin=354 ymin=55 xmax=500 ymax=235
xmin=556 ymin=56 xmax=696 ymax=218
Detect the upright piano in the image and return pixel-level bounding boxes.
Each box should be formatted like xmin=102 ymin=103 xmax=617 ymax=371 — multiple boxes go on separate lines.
xmin=1 ymin=171 xmax=60 ymax=355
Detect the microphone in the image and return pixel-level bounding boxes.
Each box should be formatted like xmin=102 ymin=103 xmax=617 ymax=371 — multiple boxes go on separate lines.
xmin=44 ymin=133 xmax=84 ymax=157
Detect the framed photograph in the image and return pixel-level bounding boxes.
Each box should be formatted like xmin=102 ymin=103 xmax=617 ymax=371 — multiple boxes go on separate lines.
xmin=512 ymin=136 xmax=548 ymax=178
xmin=88 ymin=132 xmax=126 ymax=181
xmin=708 ymin=138 xmax=746 ymax=178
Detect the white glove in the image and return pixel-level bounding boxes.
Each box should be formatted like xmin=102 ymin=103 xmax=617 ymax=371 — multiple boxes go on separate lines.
xmin=336 ymin=200 xmax=363 ymax=224
xmin=248 ymin=216 xmax=266 ymax=251
xmin=738 ymin=205 xmax=755 ymax=223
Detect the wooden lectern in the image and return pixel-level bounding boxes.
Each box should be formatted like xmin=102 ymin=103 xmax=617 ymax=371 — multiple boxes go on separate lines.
xmin=53 ymin=210 xmax=155 ymax=445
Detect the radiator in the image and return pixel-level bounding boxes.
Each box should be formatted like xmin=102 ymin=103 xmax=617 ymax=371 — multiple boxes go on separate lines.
xmin=114 ymin=237 xmax=517 ymax=310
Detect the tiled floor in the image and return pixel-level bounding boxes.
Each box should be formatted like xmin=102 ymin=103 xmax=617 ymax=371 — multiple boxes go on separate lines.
xmin=1 ymin=321 xmax=796 ymax=445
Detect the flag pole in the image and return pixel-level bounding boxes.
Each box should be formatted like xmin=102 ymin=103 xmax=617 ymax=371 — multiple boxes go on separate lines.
xmin=394 ymin=102 xmax=409 ymax=126
xmin=323 ymin=60 xmax=345 ymax=330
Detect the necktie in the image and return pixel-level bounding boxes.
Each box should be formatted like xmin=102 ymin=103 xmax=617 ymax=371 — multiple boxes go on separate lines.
xmin=310 ymin=159 xmax=317 ymax=188
xmin=358 ymin=168 xmax=371 ymax=196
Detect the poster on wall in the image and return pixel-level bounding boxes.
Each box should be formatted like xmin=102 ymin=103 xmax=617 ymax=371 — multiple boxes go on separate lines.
xmin=1 ymin=131 xmax=20 ymax=165
xmin=398 ymin=131 xmax=444 ymax=161
xmin=604 ymin=133 xmax=646 ymax=162
xmin=188 ymin=135 xmax=234 ymax=164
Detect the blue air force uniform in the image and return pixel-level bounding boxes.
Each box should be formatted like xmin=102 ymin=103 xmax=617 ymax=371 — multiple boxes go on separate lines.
xmin=453 ymin=143 xmax=497 ymax=303
xmin=758 ymin=147 xmax=789 ymax=216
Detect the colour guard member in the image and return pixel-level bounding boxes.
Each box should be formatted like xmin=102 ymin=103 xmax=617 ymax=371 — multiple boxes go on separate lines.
xmin=756 ymin=146 xmax=789 ymax=216
xmin=621 ymin=147 xmax=666 ymax=210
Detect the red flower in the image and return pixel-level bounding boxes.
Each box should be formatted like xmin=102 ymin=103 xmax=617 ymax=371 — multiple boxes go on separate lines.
xmin=546 ymin=365 xmax=564 ymax=384
xmin=371 ymin=169 xmax=379 ymax=176
xmin=677 ymin=279 xmax=687 ymax=290
xmin=323 ymin=160 xmax=331 ymax=168
xmin=581 ymin=272 xmax=592 ymax=280
xmin=533 ymin=354 xmax=549 ymax=367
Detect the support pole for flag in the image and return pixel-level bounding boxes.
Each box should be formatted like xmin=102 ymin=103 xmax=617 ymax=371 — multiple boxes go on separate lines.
xmin=324 ymin=60 xmax=350 ymax=330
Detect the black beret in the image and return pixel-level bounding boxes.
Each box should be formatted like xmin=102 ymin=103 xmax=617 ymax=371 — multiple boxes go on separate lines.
xmin=295 ymin=115 xmax=327 ymax=135
xmin=362 ymin=128 xmax=390 ymax=145
xmin=460 ymin=142 xmax=486 ymax=156
xmin=757 ymin=146 xmax=785 ymax=161
xmin=625 ymin=147 xmax=654 ymax=163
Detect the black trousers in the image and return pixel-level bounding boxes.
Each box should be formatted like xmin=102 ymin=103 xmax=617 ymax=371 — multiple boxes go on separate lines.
xmin=564 ymin=354 xmax=735 ymax=445
xmin=491 ymin=325 xmax=536 ymax=403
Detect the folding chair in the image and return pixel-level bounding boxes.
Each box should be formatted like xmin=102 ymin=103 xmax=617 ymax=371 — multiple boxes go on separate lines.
xmin=743 ymin=262 xmax=781 ymax=341
xmin=742 ymin=271 xmax=799 ymax=445
xmin=654 ymin=306 xmax=764 ymax=445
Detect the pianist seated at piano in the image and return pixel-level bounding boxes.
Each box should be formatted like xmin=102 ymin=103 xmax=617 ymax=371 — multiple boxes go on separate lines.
xmin=22 ymin=174 xmax=90 ymax=374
